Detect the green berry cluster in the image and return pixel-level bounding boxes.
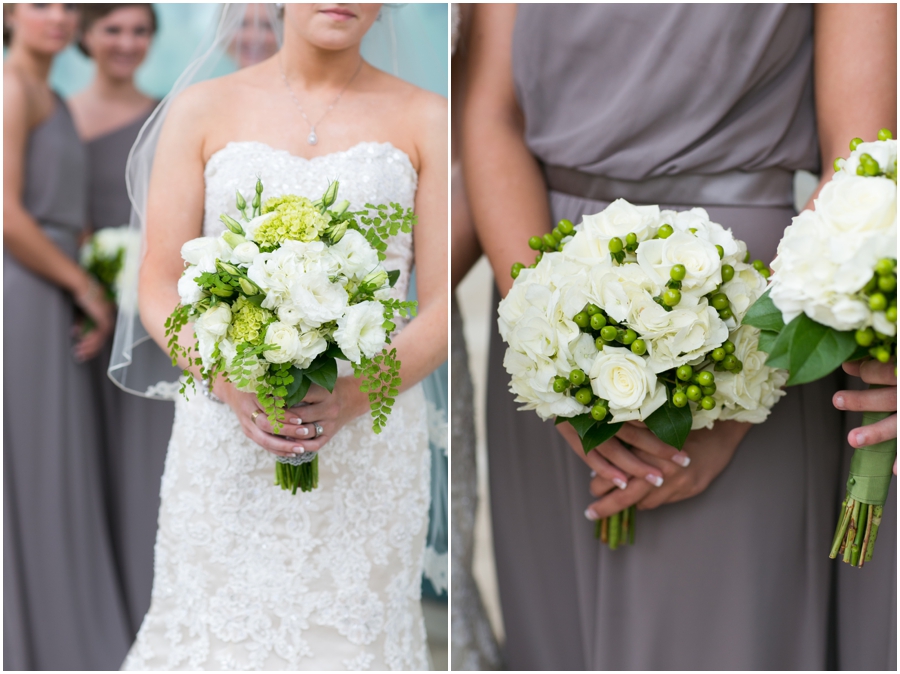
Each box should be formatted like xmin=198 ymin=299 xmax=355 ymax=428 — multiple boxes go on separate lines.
xmin=608 ymin=231 xmax=640 ymax=264
xmin=855 ymin=257 xmax=897 ymax=363
xmin=552 ymin=369 xmax=610 ymax=421
xmin=833 ymin=129 xmax=897 ymax=182
xmin=668 ymin=362 xmax=721 ymax=411
xmin=572 ymin=303 xmax=647 ymax=356
xmin=510 ymin=219 xmax=577 ymax=278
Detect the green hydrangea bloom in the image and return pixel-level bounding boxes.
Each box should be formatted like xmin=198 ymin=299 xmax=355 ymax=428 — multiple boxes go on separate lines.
xmin=227 ymin=296 xmax=274 ymax=345
xmin=254 ymin=195 xmax=330 ymax=246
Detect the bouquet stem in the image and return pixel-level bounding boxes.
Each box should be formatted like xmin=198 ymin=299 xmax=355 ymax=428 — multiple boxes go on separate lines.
xmin=274 ymin=456 xmax=318 ymax=494
xmin=830 ymin=394 xmax=895 ymax=567
xmin=594 ymin=504 xmax=637 ymax=550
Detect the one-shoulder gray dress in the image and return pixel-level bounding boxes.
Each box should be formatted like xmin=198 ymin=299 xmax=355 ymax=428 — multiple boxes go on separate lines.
xmin=485 ymin=5 xmax=863 ymax=669
xmin=85 ymin=108 xmax=176 ymax=639
xmin=3 ymin=93 xmax=132 ymax=670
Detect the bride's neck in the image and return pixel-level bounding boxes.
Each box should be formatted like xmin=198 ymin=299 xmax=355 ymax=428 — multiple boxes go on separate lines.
xmin=278 ymin=39 xmax=362 ymax=91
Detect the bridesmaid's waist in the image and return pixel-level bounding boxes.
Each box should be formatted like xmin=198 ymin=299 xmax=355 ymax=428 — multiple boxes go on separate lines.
xmin=541 ymin=164 xmax=795 ymax=208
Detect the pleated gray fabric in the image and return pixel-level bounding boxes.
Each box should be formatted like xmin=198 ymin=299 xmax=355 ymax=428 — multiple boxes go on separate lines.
xmin=483 ymin=4 xmax=855 ymax=669
xmin=85 ymin=109 xmax=175 ymax=638
xmin=3 ymin=94 xmax=132 ymax=670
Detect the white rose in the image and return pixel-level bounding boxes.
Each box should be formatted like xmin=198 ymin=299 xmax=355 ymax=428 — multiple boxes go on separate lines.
xmin=177 ymin=265 xmax=205 ymax=305
xmin=181 ymin=236 xmax=231 ymax=273
xmin=581 ymin=199 xmax=660 ymax=242
xmin=637 ymin=300 xmax=728 ymax=373
xmin=230 ymin=241 xmax=260 ymax=264
xmin=335 ymin=301 xmax=386 ymax=363
xmin=636 ymin=230 xmax=722 ymax=295
xmin=327 ymin=229 xmax=380 ymax=280
xmin=589 ymin=346 xmax=666 ymax=422
xmin=263 ymin=321 xmax=303 ymax=364
xmin=815 ymin=175 xmax=896 ymax=239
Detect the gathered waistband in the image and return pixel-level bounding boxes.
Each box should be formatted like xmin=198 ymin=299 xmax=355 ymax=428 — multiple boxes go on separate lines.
xmin=542 ymin=164 xmax=795 ymax=208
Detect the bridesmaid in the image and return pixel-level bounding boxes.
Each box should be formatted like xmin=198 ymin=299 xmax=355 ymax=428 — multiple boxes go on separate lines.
xmin=463 ymin=4 xmax=895 ymax=670
xmin=3 ymin=3 xmax=130 ymax=669
xmin=67 ymin=3 xmax=174 ymax=640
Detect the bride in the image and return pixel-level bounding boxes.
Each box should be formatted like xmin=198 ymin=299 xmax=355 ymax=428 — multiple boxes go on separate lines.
xmin=119 ymin=4 xmax=447 ymax=669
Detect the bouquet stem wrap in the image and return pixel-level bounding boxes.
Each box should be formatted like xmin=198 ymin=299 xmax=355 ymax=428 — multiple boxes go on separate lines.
xmin=829 ymin=387 xmax=897 ymax=567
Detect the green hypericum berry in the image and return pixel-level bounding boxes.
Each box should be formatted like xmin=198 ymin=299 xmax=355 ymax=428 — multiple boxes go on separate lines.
xmin=715 ymin=245 xmax=724 ymax=259
xmin=590 ymin=313 xmax=607 ymax=331
xmin=600 ymin=325 xmax=618 ymax=342
xmin=625 ymin=232 xmax=638 ymax=247
xmin=860 ymin=154 xmax=880 ymax=176
xmin=855 ymin=328 xmax=875 ymax=347
xmin=700 ymin=396 xmax=716 ymax=411
xmin=718 ymin=307 xmax=733 ymax=320
xmin=686 ymin=385 xmax=702 ymax=402
xmin=869 ymin=293 xmax=888 ymax=311
xmin=833 ymin=157 xmax=843 ymax=172
xmin=857 ymin=164 xmax=867 ymax=176
xmin=697 ymin=371 xmax=714 ymax=387
xmin=573 ymin=311 xmax=590 ymax=328
xmin=759 ymin=268 xmax=770 ymax=279
xmin=711 ymin=293 xmax=730 ymax=311
xmin=558 ymin=219 xmax=575 ymax=235
xmin=631 ymin=339 xmax=647 ymax=355
xmin=877 ymin=275 xmax=896 ymax=292
xmin=676 ymin=365 xmax=693 ymax=381
xmin=670 ymin=264 xmax=687 ymax=281
xmin=511 ymin=262 xmax=525 ymax=279
xmin=528 ymin=236 xmax=543 ymax=250
xmin=553 ymin=376 xmax=569 ymax=393
xmin=732 ymin=359 xmax=744 ymax=373
xmin=569 ymin=368 xmax=586 ymax=386
xmin=621 ymin=329 xmax=637 ymax=345
xmin=886 ymin=306 xmax=898 ymax=323
xmin=743 ymin=251 xmax=751 ymax=263
xmin=874 ymin=346 xmax=892 ymax=363
xmin=863 ymin=275 xmax=879 ymax=294
xmin=586 ymin=303 xmax=601 ymax=316
xmin=608 ymin=237 xmax=624 ymax=254
xmin=712 ymin=347 xmax=726 ymax=361
xmin=591 ymin=402 xmax=608 ymax=421
xmin=878 ymin=128 xmax=893 ymax=141
xmin=723 ymin=354 xmax=738 ymax=370
xmin=849 ymin=137 xmax=864 ymax=151
xmin=672 ymin=391 xmax=688 ymax=408
xmin=551 ymin=228 xmax=563 ymax=242
xmin=701 ymin=384 xmax=717 ymax=396
xmin=663 ymin=288 xmax=682 ymax=306
xmin=657 ymin=224 xmax=674 ymax=239
xmin=875 ymin=258 xmax=896 ymax=276
xmin=721 ymin=264 xmax=734 ymax=283
xmin=575 ymin=387 xmax=593 ymax=405
xmin=723 ymin=340 xmax=736 ymax=354
xmin=542 ymin=233 xmax=557 ymax=250
xmin=752 ymin=259 xmax=766 ymax=272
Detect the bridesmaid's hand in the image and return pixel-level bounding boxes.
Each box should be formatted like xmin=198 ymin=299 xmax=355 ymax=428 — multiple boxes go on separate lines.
xmin=584 ymin=420 xmax=750 ymax=519
xmin=282 ymin=377 xmax=371 ymax=453
xmin=72 ymin=277 xmax=114 ymax=362
xmin=834 ymin=359 xmax=897 ymax=474
xmin=216 ymin=380 xmax=307 ymax=459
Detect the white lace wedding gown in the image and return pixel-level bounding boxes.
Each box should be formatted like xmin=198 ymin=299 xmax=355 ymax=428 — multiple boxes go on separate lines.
xmin=122 ymin=141 xmax=431 ymax=671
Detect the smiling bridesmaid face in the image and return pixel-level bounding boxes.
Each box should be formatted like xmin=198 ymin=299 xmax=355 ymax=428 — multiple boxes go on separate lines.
xmin=80 ymin=5 xmax=156 ymax=82
xmin=4 ymin=3 xmax=78 ymax=55
xmin=283 ymin=3 xmax=382 ymax=51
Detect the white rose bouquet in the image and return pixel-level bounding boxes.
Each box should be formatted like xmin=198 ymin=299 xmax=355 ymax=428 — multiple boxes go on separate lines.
xmin=744 ymin=129 xmax=897 ymax=567
xmin=166 ymin=179 xmax=417 ymax=494
xmin=80 ymin=225 xmax=140 ymax=304
xmin=500 ymin=199 xmax=786 ymax=549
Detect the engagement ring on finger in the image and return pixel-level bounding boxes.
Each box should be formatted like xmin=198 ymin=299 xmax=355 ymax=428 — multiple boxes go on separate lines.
xmin=251 ymin=410 xmax=260 ymax=423
xmin=314 ymin=422 xmax=324 ymax=438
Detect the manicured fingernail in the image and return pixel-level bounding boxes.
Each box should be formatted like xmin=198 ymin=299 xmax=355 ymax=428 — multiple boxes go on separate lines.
xmin=852 ymin=430 xmax=865 ymax=446
xmin=293 ymin=417 xmax=303 ymax=425
xmin=297 ymin=427 xmax=309 ymax=437
xmin=613 ymin=477 xmax=627 ymax=490
xmin=645 ymin=474 xmax=664 ymax=487
xmin=294 ymin=445 xmax=305 ymax=454
xmin=590 ymin=470 xmax=597 ymax=478
xmin=672 ymin=453 xmax=690 ymax=467
xmin=584 ymin=508 xmax=600 ymax=521
xmin=834 ymin=395 xmax=845 ymax=409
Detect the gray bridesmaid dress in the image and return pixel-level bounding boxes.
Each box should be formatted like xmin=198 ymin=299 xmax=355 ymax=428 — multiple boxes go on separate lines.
xmin=85 ymin=108 xmax=176 ymax=639
xmin=485 ymin=5 xmax=855 ymax=669
xmin=3 ymin=94 xmax=132 ymax=670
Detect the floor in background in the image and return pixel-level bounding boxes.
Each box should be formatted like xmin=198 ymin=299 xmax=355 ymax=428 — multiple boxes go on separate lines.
xmin=423 ymin=598 xmax=448 ymax=670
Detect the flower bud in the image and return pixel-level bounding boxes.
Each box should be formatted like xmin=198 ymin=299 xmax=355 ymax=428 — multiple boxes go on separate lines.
xmin=235 ymin=190 xmax=247 ymax=211
xmin=321 ymin=181 xmax=340 ymax=209
xmin=331 ymin=199 xmax=350 ymax=217
xmin=238 ymin=278 xmax=257 ymax=295
xmin=255 ymin=178 xmax=264 ymax=195
xmin=217 ymin=261 xmax=240 ymax=276
xmin=362 ymin=269 xmax=389 ymax=291
xmin=325 ymin=220 xmax=348 ymax=243
xmin=222 ymin=231 xmax=247 ymax=249
xmin=220 ymin=214 xmax=245 ymax=236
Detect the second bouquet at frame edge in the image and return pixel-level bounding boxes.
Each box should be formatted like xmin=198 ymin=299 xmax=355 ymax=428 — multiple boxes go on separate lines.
xmin=499 ymin=200 xmax=787 ymax=548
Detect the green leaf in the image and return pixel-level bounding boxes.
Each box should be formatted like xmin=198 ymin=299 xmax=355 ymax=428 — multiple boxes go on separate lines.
xmin=757 ymin=329 xmax=781 ymax=355
xmin=566 ymin=412 xmax=597 ymax=438
xmin=763 ymin=316 xmax=799 ymax=370
xmin=305 ymin=356 xmax=338 ymax=392
xmin=785 ymin=314 xmax=858 ymax=386
xmin=743 ymin=288 xmax=785 ymax=333
xmin=283 ymin=368 xmax=311 ymax=408
xmin=644 ymin=401 xmax=692 ymax=450
xmin=581 ymin=421 xmax=623 ymax=453
xmin=387 ymin=269 xmax=401 ymax=288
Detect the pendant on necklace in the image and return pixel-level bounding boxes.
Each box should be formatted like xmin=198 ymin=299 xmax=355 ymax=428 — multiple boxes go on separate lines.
xmin=307 ymin=131 xmax=318 ymax=146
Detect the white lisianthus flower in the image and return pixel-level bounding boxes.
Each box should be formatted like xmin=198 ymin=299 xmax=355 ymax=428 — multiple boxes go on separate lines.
xmin=246 ymin=246 xmax=304 ymax=306
xmin=194 ymin=303 xmax=232 ymax=367
xmin=327 ymin=229 xmax=380 ymax=280
xmin=589 ymin=346 xmax=666 ymax=422
xmin=230 ymin=241 xmax=260 ymax=264
xmin=181 ymin=236 xmax=231 ymax=273
xmin=581 ymin=199 xmax=660 ymax=242
xmin=504 ymin=350 xmax=586 ymax=420
xmin=636 ymin=230 xmax=722 ymax=295
xmin=293 ymin=330 xmax=329 ymax=370
xmin=262 ymin=321 xmax=303 ymax=364
xmin=177 ymin=265 xmax=206 ymax=305
xmin=335 ymin=301 xmax=386 ymax=363
xmin=282 ymin=270 xmax=349 ymax=329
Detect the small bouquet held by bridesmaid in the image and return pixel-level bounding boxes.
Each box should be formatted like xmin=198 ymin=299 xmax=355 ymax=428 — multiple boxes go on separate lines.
xmin=499 ymin=199 xmax=787 ymax=548
xmin=80 ymin=224 xmax=140 ymax=304
xmin=166 ymin=179 xmax=417 ymax=493
xmin=744 ymin=129 xmax=897 ymax=567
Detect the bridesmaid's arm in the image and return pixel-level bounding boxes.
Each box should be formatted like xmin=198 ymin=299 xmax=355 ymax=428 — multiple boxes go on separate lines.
xmin=3 ymin=69 xmax=112 ymax=360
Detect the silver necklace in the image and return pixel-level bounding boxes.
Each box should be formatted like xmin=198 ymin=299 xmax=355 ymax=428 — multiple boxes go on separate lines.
xmin=278 ymin=55 xmax=363 ymax=146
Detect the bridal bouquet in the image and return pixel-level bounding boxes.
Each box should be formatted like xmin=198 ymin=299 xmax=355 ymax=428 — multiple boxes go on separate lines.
xmin=744 ymin=129 xmax=897 ymax=567
xmin=80 ymin=225 xmax=139 ymax=304
xmin=500 ymin=199 xmax=787 ymax=548
xmin=166 ymin=179 xmax=417 ymax=494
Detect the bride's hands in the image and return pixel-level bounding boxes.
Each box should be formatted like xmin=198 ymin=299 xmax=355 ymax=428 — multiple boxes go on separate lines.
xmin=215 ymin=380 xmax=307 ymax=458
xmin=584 ymin=420 xmax=751 ymax=519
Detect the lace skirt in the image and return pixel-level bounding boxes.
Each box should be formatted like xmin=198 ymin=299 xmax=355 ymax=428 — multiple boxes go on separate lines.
xmin=122 ymin=384 xmax=430 ymax=671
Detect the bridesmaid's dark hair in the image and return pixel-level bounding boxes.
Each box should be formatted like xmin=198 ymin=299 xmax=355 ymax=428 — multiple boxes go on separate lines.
xmin=3 ymin=4 xmax=14 ymax=47
xmin=78 ymin=3 xmax=158 ymax=57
